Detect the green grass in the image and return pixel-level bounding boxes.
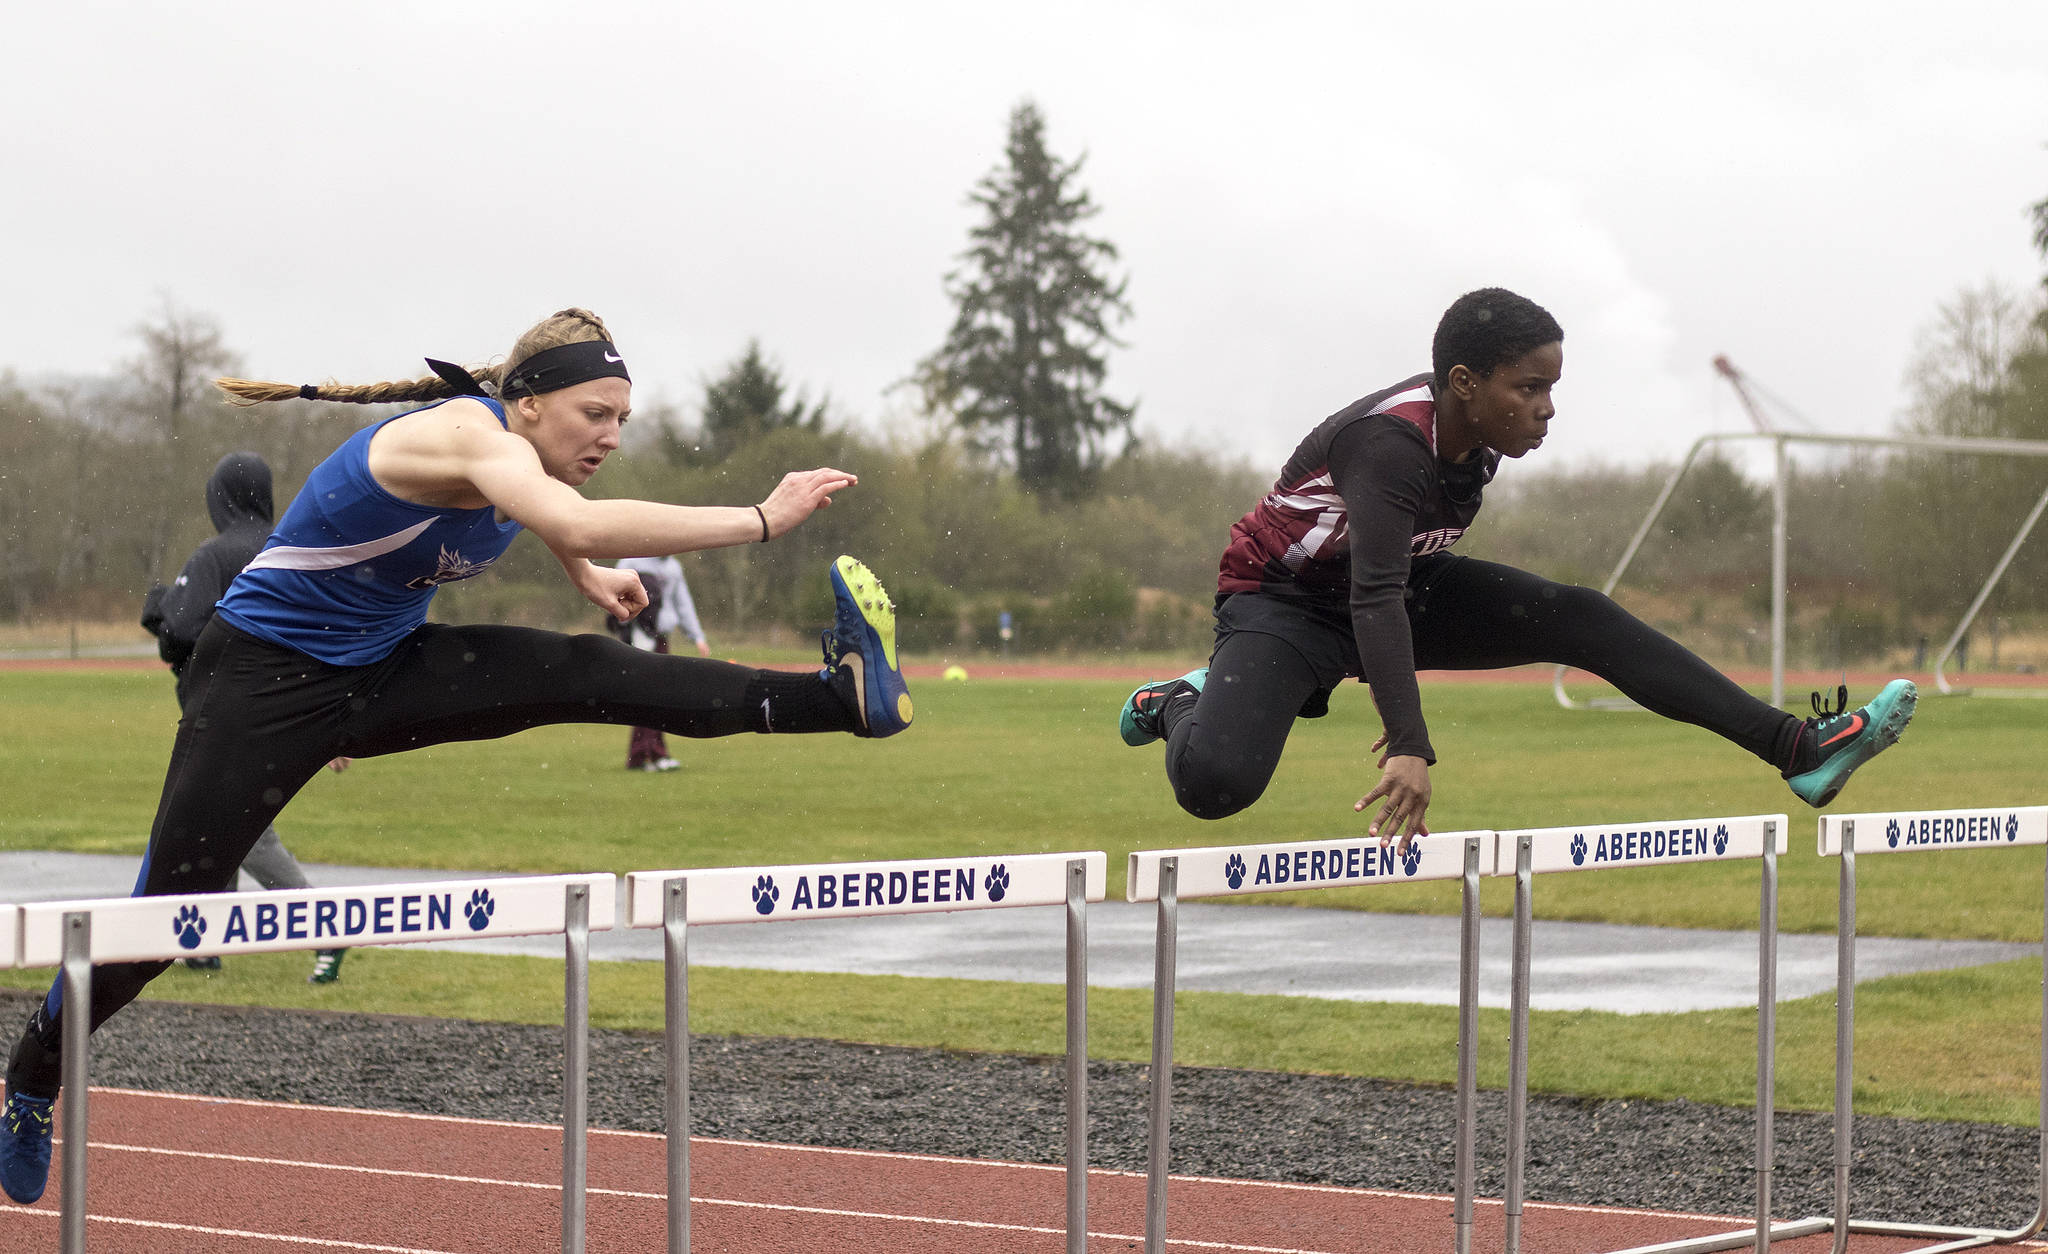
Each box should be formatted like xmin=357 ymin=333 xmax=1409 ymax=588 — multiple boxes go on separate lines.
xmin=2 ymin=666 xmax=2043 ymax=1123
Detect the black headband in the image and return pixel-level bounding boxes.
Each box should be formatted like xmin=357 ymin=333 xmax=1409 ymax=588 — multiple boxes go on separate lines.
xmin=500 ymin=340 xmax=632 ymax=399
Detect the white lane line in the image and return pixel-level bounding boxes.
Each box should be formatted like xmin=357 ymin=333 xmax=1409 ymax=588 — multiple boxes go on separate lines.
xmin=0 ymin=1203 xmax=461 ymax=1253
xmin=79 ymin=1141 xmax=1354 ymax=1254
xmin=97 ymin=1086 xmax=1959 ymax=1233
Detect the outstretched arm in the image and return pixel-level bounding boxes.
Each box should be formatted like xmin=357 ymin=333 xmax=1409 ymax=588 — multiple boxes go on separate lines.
xmin=371 ymin=399 xmax=857 ymax=557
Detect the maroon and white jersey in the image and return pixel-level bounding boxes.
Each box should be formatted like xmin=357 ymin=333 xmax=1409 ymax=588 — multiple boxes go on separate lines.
xmin=1213 ymin=372 xmax=1498 ymax=763
xmin=1218 ymin=374 xmax=1495 ymax=600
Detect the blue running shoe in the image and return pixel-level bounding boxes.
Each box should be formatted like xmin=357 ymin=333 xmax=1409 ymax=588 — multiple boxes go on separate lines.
xmin=1 ymin=1090 xmax=54 ymax=1205
xmin=1786 ymin=679 xmax=1917 ymax=807
xmin=821 ymin=556 xmax=912 ymax=738
xmin=1119 ymin=669 xmax=1206 ymax=747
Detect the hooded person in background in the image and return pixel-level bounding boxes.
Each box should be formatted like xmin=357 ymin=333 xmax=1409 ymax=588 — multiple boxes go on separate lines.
xmin=141 ymin=451 xmax=350 ymax=984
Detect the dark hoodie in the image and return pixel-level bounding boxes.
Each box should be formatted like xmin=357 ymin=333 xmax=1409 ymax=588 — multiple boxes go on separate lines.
xmin=141 ymin=452 xmax=275 ymax=703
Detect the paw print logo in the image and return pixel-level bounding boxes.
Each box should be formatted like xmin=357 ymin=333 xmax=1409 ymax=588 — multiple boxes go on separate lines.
xmin=464 ymin=889 xmax=496 ymax=931
xmin=171 ymin=904 xmax=207 ymax=950
xmin=751 ymin=875 xmax=780 ymax=916
xmin=1569 ymin=834 xmax=1588 ymax=867
xmin=1885 ymin=819 xmax=1902 ymax=849
xmin=2008 ymin=814 xmax=2022 ymax=843
xmin=1400 ymin=842 xmax=1423 ymax=876
xmin=985 ymin=863 xmax=1011 ymax=903
xmin=1224 ymin=854 xmax=1247 ymax=890
xmin=1713 ymin=825 xmax=1729 ymax=856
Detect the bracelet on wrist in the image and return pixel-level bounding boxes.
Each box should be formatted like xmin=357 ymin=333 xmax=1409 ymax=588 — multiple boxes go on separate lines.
xmin=752 ymin=504 xmax=770 ymax=542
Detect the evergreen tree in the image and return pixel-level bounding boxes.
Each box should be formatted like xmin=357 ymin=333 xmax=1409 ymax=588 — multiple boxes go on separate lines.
xmin=918 ymin=100 xmax=1134 ymax=498
xmin=678 ymin=340 xmax=826 ymax=464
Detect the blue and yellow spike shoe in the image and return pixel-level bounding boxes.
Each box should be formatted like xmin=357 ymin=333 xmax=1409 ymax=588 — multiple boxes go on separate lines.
xmin=1119 ymin=669 xmax=1206 ymax=747
xmin=0 ymin=1090 xmax=55 ymax=1204
xmin=821 ymin=556 xmax=912 ymax=738
xmin=1786 ymin=679 xmax=1917 ymax=807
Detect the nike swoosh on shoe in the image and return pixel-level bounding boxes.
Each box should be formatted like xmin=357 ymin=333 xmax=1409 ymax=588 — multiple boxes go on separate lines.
xmin=1820 ymin=713 xmax=1865 ymax=749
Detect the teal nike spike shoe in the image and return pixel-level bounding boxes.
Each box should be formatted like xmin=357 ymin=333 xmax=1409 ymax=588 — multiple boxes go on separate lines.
xmin=1787 ymin=679 xmax=1917 ymax=807
xmin=1119 ymin=669 xmax=1207 ymax=747
xmin=821 ymin=556 xmax=912 ymax=738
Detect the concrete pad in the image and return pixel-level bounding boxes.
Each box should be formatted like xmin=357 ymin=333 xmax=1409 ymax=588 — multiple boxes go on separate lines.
xmin=0 ymin=851 xmax=2032 ymax=1014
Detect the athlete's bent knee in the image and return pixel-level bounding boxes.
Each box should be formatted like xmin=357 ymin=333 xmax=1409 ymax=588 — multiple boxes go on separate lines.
xmin=1169 ymin=756 xmax=1270 ymax=821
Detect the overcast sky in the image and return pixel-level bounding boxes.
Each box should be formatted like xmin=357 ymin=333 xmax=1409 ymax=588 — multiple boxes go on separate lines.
xmin=6 ymin=1 xmax=2045 ymax=473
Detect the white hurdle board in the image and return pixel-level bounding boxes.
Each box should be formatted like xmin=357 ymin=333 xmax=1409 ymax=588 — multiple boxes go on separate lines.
xmin=1819 ymin=804 xmax=2048 ymax=856
xmin=1128 ymin=831 xmax=1493 ymax=901
xmin=29 ymin=871 xmax=616 ymax=1254
xmin=1125 ymin=832 xmax=1495 ymax=1254
xmin=1496 ymin=812 xmax=1789 ymax=876
xmin=1802 ymin=803 xmax=2048 ymax=1254
xmin=626 ymin=850 xmax=1107 ymax=926
xmin=18 ymin=873 xmax=616 ymax=965
xmin=626 ymin=849 xmax=1108 ymax=1254
xmin=1493 ymin=815 xmax=1792 ymax=1254
xmin=0 ymin=904 xmax=18 ymax=970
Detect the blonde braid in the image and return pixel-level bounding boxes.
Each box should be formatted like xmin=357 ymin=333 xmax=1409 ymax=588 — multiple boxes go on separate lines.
xmin=214 ymin=307 xmax=611 ymax=408
xmin=213 ymin=372 xmax=492 ymax=407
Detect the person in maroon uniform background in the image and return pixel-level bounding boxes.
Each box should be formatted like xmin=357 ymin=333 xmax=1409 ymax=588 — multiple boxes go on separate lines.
xmin=1119 ymin=288 xmax=1918 ymax=846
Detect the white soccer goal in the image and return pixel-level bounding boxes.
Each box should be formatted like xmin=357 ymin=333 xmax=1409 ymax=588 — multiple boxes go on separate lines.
xmin=1552 ymin=430 xmax=2048 ymax=711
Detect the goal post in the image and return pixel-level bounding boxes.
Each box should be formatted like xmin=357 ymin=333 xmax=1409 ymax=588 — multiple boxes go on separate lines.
xmin=1552 ymin=430 xmax=2048 ymax=711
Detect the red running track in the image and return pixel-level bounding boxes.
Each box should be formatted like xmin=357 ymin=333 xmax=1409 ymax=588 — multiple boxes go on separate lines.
xmin=1 ymin=1087 xmax=2040 ymax=1253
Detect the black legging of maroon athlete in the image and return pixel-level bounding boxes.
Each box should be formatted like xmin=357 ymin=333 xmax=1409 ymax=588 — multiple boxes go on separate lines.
xmin=1164 ymin=553 xmax=1805 ymax=821
xmin=7 ymin=615 xmax=849 ymax=1097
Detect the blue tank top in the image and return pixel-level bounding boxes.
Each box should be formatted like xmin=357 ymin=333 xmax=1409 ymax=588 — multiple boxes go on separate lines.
xmin=216 ymin=398 xmax=525 ymax=665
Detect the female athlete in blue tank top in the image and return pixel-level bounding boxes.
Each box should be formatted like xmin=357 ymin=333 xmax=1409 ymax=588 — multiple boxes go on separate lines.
xmin=0 ymin=308 xmax=914 ymax=1205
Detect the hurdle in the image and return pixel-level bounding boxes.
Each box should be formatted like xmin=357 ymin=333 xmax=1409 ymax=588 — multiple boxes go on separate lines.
xmin=16 ymin=873 xmax=614 ymax=1254
xmin=624 ymin=850 xmax=1109 ymax=1254
xmin=1126 ymin=832 xmax=1496 ymax=1254
xmin=1812 ymin=805 xmax=2048 ymax=1253
xmin=1491 ymin=814 xmax=1806 ymax=1254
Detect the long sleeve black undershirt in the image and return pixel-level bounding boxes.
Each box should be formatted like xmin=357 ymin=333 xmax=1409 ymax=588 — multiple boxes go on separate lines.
xmin=1327 ymin=417 xmax=1440 ymax=764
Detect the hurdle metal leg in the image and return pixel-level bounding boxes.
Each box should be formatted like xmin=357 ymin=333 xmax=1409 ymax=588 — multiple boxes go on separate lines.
xmin=1066 ymin=858 xmax=1089 ymax=1254
xmin=1812 ymin=820 xmax=2048 ymax=1254
xmin=1455 ymin=837 xmax=1482 ymax=1254
xmin=1143 ymin=858 xmax=1178 ymax=1254
xmin=665 ymin=878 xmax=691 ymax=1254
xmin=1505 ymin=836 xmax=1533 ymax=1254
xmin=59 ymin=911 xmax=90 ymax=1254
xmin=1572 ymin=820 xmax=1832 ymax=1254
xmin=563 ymin=884 xmax=590 ymax=1254
xmin=1831 ymin=824 xmax=1856 ymax=1254
xmin=1758 ymin=834 xmax=1778 ymax=1254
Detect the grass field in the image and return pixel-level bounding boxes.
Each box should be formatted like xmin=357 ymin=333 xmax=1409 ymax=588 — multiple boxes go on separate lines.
xmin=1 ymin=665 xmax=2043 ymax=1123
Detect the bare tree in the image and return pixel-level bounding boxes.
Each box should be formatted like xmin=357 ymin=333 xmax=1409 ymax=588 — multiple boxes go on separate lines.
xmin=121 ymin=301 xmax=241 ymax=580
xmin=1902 ymin=279 xmax=2044 ymax=438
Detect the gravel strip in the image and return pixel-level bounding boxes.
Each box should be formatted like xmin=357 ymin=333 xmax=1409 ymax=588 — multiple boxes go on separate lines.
xmin=8 ymin=989 xmax=2037 ymax=1230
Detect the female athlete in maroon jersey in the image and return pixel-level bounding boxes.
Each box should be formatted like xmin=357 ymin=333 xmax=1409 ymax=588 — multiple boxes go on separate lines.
xmin=1119 ymin=288 xmax=1916 ymax=846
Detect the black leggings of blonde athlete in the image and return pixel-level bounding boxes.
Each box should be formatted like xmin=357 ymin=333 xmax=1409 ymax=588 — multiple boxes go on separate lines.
xmin=1163 ymin=555 xmax=1804 ymax=821
xmin=7 ymin=617 xmax=849 ymax=1097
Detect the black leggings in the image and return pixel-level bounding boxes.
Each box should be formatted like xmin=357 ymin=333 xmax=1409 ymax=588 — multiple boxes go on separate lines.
xmin=1165 ymin=555 xmax=1802 ymax=820
xmin=12 ymin=618 xmax=844 ymax=1092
